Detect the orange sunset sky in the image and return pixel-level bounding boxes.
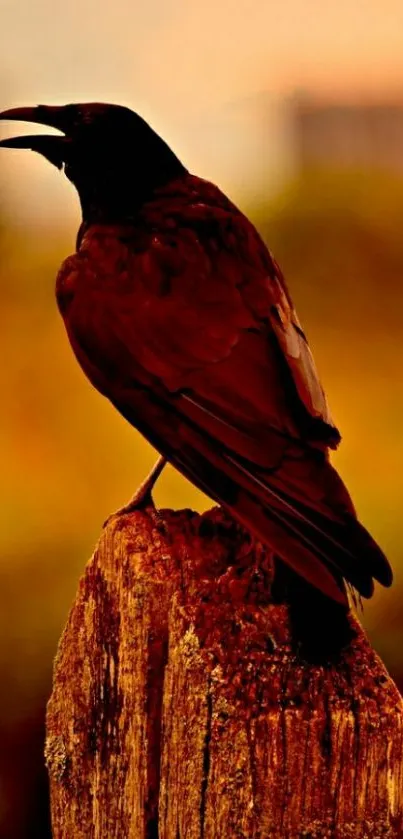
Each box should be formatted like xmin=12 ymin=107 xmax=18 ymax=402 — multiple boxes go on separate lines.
xmin=1 ymin=5 xmax=403 ymax=835
xmin=2 ymin=0 xmax=403 ymax=222
xmin=1 ymin=0 xmax=403 ymax=633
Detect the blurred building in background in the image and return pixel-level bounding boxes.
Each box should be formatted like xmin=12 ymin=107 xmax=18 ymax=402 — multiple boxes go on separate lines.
xmin=289 ymin=93 xmax=403 ymax=173
xmin=2 ymin=2 xmax=403 ymax=830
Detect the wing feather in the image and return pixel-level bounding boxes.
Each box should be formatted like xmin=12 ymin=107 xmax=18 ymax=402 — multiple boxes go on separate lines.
xmin=57 ymin=175 xmax=392 ymax=601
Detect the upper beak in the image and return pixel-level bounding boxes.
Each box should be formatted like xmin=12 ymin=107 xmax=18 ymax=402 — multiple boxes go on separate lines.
xmin=0 ymin=105 xmax=68 ymax=134
xmin=0 ymin=105 xmax=69 ymax=168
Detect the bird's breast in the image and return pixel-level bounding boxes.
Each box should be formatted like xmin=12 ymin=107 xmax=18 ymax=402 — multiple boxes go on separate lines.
xmin=55 ymin=254 xmax=83 ymax=315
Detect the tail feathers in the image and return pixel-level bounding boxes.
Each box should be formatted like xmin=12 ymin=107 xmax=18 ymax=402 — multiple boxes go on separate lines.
xmin=172 ymin=445 xmax=348 ymax=604
xmin=222 ymin=452 xmax=392 ymax=598
xmin=171 ymin=436 xmax=392 ymax=603
xmin=227 ymin=489 xmax=349 ymax=604
xmin=123 ymin=399 xmax=392 ymax=603
xmin=244 ymin=463 xmax=391 ymax=588
xmin=341 ymin=517 xmax=393 ymax=588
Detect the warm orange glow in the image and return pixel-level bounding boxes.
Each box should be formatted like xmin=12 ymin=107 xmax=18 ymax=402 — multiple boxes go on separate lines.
xmin=1 ymin=4 xmax=403 ymax=835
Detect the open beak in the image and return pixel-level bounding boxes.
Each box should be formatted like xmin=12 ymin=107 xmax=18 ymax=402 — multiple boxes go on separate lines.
xmin=0 ymin=105 xmax=69 ymax=169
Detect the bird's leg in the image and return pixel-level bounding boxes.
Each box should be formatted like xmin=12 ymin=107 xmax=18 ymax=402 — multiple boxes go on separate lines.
xmin=104 ymin=455 xmax=167 ymax=527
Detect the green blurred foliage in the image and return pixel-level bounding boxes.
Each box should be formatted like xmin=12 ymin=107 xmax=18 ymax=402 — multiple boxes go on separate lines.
xmin=0 ymin=168 xmax=402 ymax=836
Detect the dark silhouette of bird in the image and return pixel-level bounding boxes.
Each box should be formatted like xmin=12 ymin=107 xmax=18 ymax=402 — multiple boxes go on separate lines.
xmin=0 ymin=103 xmax=393 ymax=606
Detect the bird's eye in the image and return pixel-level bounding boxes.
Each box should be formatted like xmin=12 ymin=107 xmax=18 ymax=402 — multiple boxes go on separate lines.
xmin=63 ymin=104 xmax=82 ymax=128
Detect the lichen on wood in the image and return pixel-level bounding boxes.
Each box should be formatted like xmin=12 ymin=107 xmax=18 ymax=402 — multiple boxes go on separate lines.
xmin=45 ymin=507 xmax=403 ymax=838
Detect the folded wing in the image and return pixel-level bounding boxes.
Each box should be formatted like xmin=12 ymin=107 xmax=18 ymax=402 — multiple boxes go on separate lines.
xmin=60 ymin=181 xmax=392 ymax=603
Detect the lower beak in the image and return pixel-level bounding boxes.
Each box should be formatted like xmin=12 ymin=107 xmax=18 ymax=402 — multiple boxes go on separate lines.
xmin=0 ymin=134 xmax=57 ymax=148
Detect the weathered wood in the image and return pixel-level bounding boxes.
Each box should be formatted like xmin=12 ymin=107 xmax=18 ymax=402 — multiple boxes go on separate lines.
xmin=45 ymin=507 xmax=403 ymax=838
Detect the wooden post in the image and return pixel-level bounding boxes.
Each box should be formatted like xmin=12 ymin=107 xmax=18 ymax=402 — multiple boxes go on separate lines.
xmin=45 ymin=507 xmax=403 ymax=839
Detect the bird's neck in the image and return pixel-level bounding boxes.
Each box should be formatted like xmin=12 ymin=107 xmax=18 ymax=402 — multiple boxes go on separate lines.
xmin=79 ymin=192 xmax=144 ymax=225
xmin=77 ymin=155 xmax=188 ymax=226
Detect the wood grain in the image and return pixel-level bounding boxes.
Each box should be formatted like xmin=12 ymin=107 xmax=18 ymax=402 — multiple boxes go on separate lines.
xmin=46 ymin=507 xmax=403 ymax=838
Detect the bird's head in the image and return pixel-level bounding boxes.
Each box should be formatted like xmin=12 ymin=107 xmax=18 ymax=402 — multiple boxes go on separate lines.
xmin=0 ymin=102 xmax=187 ymax=221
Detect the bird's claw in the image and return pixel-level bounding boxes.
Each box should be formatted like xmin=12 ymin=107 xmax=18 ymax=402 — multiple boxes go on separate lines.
xmin=103 ymin=488 xmax=169 ymax=537
xmin=103 ymin=485 xmax=155 ymax=529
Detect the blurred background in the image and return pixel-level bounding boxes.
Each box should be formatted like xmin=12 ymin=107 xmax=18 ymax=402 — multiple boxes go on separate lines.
xmin=1 ymin=1 xmax=403 ymax=836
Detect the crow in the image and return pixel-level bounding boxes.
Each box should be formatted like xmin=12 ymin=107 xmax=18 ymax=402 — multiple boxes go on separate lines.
xmin=0 ymin=103 xmax=393 ymax=606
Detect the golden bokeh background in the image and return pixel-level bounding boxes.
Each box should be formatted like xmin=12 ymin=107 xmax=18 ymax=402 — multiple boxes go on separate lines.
xmin=1 ymin=3 xmax=403 ymax=836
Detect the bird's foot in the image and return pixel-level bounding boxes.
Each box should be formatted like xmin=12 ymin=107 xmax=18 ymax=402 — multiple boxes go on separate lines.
xmin=103 ymin=456 xmax=167 ymax=531
xmin=103 ymin=486 xmax=154 ymax=529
